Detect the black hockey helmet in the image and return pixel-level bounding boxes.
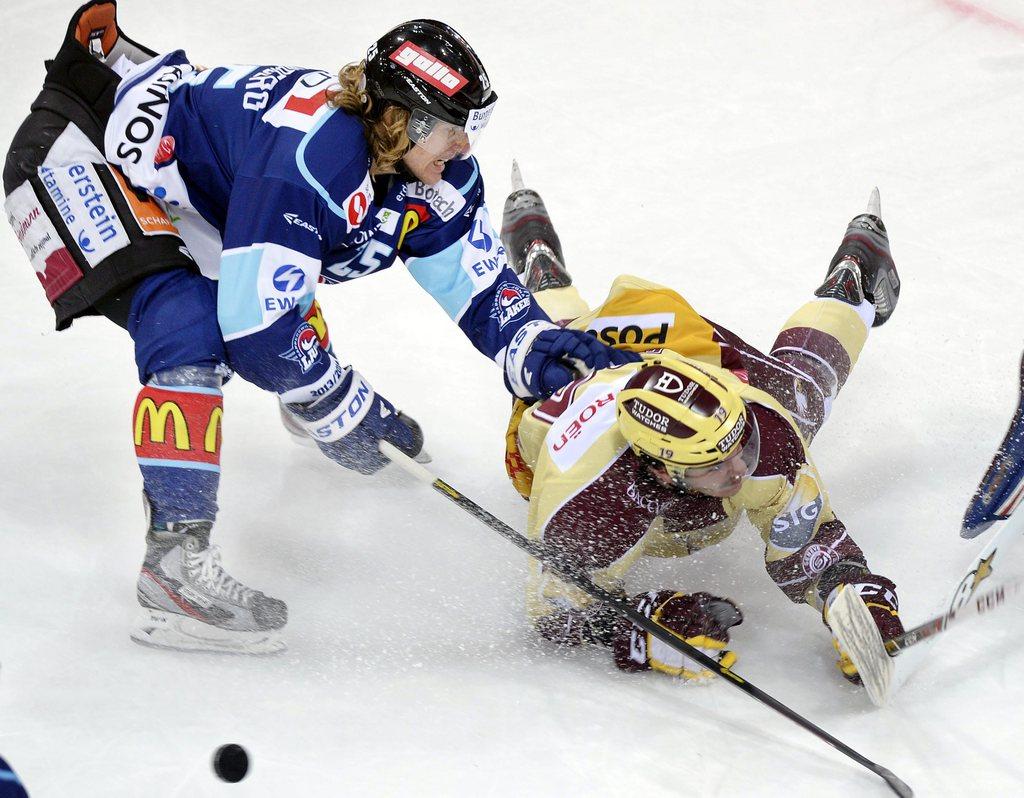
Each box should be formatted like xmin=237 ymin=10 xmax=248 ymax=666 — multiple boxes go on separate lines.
xmin=364 ymin=19 xmax=496 ymax=128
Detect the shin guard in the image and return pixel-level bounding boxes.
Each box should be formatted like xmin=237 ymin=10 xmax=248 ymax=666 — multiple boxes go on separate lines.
xmin=133 ymin=374 xmax=223 ymax=525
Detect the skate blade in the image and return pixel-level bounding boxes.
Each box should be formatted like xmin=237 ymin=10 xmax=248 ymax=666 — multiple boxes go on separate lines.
xmin=867 ymin=187 xmax=881 ymax=218
xmin=413 ymin=448 xmax=433 ymax=464
xmin=511 ymin=159 xmax=525 ymax=191
xmin=829 ymin=587 xmax=894 ymax=707
xmin=131 ymin=609 xmax=286 ymax=656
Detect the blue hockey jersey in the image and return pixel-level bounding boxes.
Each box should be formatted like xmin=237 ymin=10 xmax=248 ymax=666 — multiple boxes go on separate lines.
xmin=104 ymin=52 xmax=552 ymax=400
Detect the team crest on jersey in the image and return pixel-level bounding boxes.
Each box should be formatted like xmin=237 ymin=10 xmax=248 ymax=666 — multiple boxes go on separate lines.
xmin=800 ymin=543 xmax=840 ymax=578
xmin=279 ymin=323 xmax=322 ymax=373
xmin=490 ymin=282 xmax=531 ymax=329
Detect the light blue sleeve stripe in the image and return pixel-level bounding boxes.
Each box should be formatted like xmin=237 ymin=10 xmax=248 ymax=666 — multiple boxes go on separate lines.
xmin=406 ymin=239 xmax=472 ymax=320
xmin=175 ymin=67 xmax=213 ymax=90
xmin=217 ymin=248 xmax=265 ymax=337
xmin=148 ymin=385 xmax=223 ymax=396
xmin=294 ymin=109 xmax=347 ymax=219
xmin=453 ymin=158 xmax=479 ymax=195
xmin=137 ymin=458 xmax=221 ymax=473
xmin=213 ymin=65 xmax=258 ymax=88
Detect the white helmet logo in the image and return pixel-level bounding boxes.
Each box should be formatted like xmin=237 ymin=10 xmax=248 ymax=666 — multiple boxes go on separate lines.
xmin=653 ymin=372 xmax=686 ymax=394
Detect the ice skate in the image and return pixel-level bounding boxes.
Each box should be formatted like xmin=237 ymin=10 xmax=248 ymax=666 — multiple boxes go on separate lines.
xmin=500 ymin=161 xmax=573 ymax=292
xmin=815 ymin=188 xmax=900 ymax=326
xmin=280 ymin=396 xmax=432 ymax=464
xmin=132 ymin=519 xmax=287 ymax=655
xmin=279 ymin=398 xmax=317 ymax=447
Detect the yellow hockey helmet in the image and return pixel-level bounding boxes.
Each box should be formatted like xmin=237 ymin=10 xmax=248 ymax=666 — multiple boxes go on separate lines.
xmin=616 ymin=359 xmax=749 ymax=469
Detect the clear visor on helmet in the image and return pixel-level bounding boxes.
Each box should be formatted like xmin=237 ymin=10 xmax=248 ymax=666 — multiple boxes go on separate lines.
xmin=663 ymin=414 xmax=761 ymax=492
xmin=406 ymin=102 xmax=495 ymax=159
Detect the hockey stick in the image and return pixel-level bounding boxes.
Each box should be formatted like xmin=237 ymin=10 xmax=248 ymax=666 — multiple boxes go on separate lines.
xmin=960 ymin=350 xmax=1024 ymax=541
xmin=380 ymin=441 xmax=913 ymax=798
xmin=949 ymin=512 xmax=1024 ymax=615
xmin=828 ymin=572 xmax=1024 ymax=706
xmin=888 ymin=573 xmax=1023 ymax=655
xmin=829 ymin=353 xmax=1024 ymax=706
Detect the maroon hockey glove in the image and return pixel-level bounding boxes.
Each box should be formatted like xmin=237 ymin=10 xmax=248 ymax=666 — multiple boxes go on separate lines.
xmin=823 ymin=575 xmax=903 ymax=684
xmin=612 ymin=591 xmax=743 ymax=680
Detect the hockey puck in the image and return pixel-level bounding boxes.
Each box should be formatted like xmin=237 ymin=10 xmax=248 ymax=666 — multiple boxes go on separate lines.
xmin=212 ymin=744 xmax=249 ymax=783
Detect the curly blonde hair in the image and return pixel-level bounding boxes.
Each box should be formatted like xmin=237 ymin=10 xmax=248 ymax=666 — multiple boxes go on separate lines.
xmin=328 ymin=61 xmax=411 ymax=176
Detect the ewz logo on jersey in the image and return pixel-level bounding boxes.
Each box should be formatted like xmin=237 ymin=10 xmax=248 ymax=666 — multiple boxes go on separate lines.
xmin=278 ymin=322 xmax=322 ymax=373
xmin=468 ymin=218 xmax=492 ymax=251
xmin=264 ymin=264 xmax=306 ymax=312
xmin=272 ymin=264 xmax=305 ymax=292
xmin=490 ymin=282 xmax=531 ymax=329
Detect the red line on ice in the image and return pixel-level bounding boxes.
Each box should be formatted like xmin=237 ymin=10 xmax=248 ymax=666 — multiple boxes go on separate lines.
xmin=938 ymin=0 xmax=1024 ymax=37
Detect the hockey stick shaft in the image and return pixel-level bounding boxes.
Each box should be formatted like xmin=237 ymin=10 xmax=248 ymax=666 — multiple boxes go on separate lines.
xmin=887 ymin=574 xmax=1023 ymax=655
xmin=948 ymin=510 xmax=1024 ymax=614
xmin=380 ymin=441 xmax=913 ymax=797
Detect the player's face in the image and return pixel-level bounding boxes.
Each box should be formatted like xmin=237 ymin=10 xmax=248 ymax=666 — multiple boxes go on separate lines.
xmin=678 ymin=451 xmax=750 ymax=497
xmin=402 ymin=138 xmax=469 ymax=186
xmin=647 ymin=415 xmax=760 ymax=499
xmin=647 ymin=452 xmax=748 ymax=498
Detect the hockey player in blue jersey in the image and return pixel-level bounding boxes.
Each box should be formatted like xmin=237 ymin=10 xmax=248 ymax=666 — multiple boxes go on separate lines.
xmin=4 ymin=2 xmax=633 ymax=653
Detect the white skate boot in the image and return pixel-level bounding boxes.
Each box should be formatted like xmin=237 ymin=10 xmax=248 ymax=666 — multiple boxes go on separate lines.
xmin=131 ymin=520 xmax=287 ymax=655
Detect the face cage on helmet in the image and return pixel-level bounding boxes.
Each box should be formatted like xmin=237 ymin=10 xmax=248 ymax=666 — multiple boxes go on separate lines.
xmin=406 ymin=101 xmax=496 ymax=159
xmin=661 ymin=413 xmax=761 ymax=492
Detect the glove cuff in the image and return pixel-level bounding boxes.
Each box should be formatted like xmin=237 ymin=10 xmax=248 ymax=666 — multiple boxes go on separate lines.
xmin=503 ymin=319 xmax=559 ymax=399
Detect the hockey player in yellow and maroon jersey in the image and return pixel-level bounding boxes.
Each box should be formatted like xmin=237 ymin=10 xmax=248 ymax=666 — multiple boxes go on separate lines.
xmin=499 ymin=171 xmax=903 ymax=686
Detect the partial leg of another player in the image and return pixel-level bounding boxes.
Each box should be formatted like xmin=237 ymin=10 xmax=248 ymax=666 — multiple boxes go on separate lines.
xmin=501 ymin=163 xmax=591 ymax=322
xmin=730 ymin=190 xmax=900 ymax=442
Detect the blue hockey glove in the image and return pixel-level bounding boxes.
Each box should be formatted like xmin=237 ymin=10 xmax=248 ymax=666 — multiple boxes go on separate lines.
xmin=523 ymin=327 xmax=641 ymax=399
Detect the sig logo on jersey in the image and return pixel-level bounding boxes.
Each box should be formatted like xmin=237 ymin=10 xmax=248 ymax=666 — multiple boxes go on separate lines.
xmin=278 ymin=323 xmax=322 ymax=373
xmin=272 ymin=264 xmax=306 ymax=293
xmin=770 ymin=495 xmax=824 ymax=552
xmin=490 ymin=282 xmax=531 ymax=329
xmin=343 ymin=173 xmax=374 ymax=231
xmin=769 ymin=468 xmax=826 ymax=552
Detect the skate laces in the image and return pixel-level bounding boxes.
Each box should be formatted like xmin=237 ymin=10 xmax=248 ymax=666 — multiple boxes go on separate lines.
xmin=187 ymin=544 xmax=257 ymax=605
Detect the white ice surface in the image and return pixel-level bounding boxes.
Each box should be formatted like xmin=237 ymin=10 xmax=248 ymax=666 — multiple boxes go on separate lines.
xmin=2 ymin=1 xmax=1024 ymax=796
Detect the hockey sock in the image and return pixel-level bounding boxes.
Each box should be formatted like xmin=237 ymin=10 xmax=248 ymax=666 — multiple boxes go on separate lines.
xmin=769 ymin=295 xmax=873 ymax=439
xmin=133 ymin=366 xmax=223 ymax=525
